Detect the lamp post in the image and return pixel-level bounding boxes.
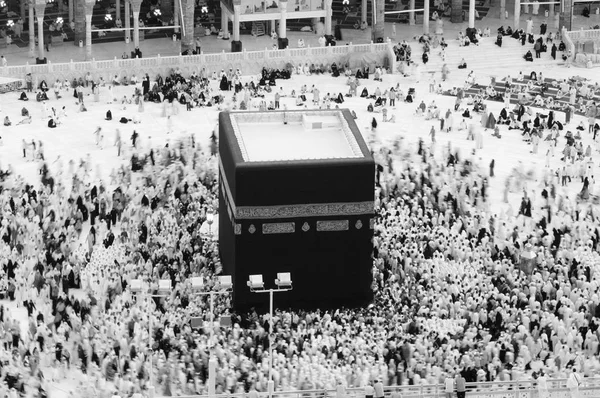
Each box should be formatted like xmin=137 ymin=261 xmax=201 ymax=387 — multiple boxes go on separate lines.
xmin=247 ymin=273 xmax=293 ymax=397
xmin=189 ymin=275 xmax=233 ymax=396
xmin=206 ymin=209 xmax=214 ymax=235
xmin=130 ymin=278 xmax=173 ymax=398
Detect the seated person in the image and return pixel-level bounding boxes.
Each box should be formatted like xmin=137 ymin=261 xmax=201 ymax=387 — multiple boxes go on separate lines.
xmin=462 ymin=108 xmax=471 ymax=118
xmin=79 ymin=103 xmax=87 ymax=112
xmin=48 ymin=118 xmax=57 ymax=128
xmin=36 ymin=91 xmax=49 ymax=101
xmin=524 ymin=50 xmax=534 ymax=62
xmin=21 ymin=107 xmax=29 ymax=117
xmin=367 ymin=103 xmax=374 ymax=112
xmin=19 ymin=92 xmax=28 ymax=101
xmin=458 ymin=59 xmax=467 ymax=69
xmin=106 ymin=110 xmax=112 ymax=120
xmin=3 ymin=116 xmax=10 ymax=126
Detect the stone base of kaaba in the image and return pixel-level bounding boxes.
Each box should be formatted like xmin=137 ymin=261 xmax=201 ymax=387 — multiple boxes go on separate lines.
xmin=218 ymin=109 xmax=375 ymax=311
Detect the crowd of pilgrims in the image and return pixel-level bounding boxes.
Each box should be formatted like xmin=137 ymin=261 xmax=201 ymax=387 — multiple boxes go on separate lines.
xmin=1 ymin=64 xmax=600 ymax=398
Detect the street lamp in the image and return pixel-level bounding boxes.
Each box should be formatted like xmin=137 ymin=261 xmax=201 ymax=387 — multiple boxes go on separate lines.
xmin=247 ymin=272 xmax=293 ymax=397
xmin=130 ymin=278 xmax=172 ymax=398
xmin=189 ymin=275 xmax=233 ymax=396
xmin=206 ymin=209 xmax=214 ymax=235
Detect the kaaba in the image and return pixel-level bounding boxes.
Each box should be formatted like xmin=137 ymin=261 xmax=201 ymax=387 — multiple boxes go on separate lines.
xmin=218 ymin=109 xmax=375 ymax=311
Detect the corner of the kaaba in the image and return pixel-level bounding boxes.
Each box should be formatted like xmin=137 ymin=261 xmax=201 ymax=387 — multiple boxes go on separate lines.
xmin=217 ymin=109 xmax=376 ymax=312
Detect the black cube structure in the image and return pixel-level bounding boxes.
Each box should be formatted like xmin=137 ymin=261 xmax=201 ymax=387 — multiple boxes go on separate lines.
xmin=218 ymin=109 xmax=375 ymax=311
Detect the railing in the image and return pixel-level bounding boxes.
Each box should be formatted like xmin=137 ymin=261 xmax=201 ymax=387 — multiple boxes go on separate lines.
xmin=154 ymin=378 xmax=600 ymax=398
xmin=563 ymin=27 xmax=600 ymax=61
xmin=0 ymin=42 xmax=393 ymax=82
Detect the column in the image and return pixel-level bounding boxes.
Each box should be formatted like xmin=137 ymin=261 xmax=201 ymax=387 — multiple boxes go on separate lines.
xmin=549 ymin=2 xmax=554 ymax=19
xmin=559 ymin=0 xmax=572 ymax=30
xmin=69 ymin=0 xmax=74 ymax=24
xmin=130 ymin=0 xmax=143 ymax=48
xmin=73 ymin=0 xmax=85 ymax=45
xmin=279 ymin=2 xmax=287 ymax=38
xmin=514 ymin=0 xmax=520 ymax=30
xmin=20 ymin=0 xmax=25 ymax=20
xmin=373 ymin=0 xmax=384 ymax=40
xmin=37 ymin=15 xmax=44 ymax=59
xmin=174 ymin=0 xmax=180 ymax=33
xmin=423 ymin=0 xmax=429 ymax=33
xmin=232 ymin=1 xmax=242 ymax=52
xmin=116 ymin=0 xmax=121 ymax=22
xmin=232 ymin=4 xmax=240 ymax=40
xmin=361 ymin=0 xmax=367 ymax=24
xmin=409 ymin=0 xmax=415 ymax=25
xmin=181 ymin=0 xmax=194 ymax=53
xmin=133 ymin=11 xmax=140 ymax=48
xmin=468 ymin=0 xmax=475 ymax=27
xmin=125 ymin=0 xmax=131 ymax=42
xmin=28 ymin=3 xmax=35 ymax=57
xmin=500 ymin=0 xmax=505 ymax=20
xmin=85 ymin=14 xmax=92 ymax=60
xmin=34 ymin=0 xmax=46 ymax=60
xmin=221 ymin=6 xmax=228 ymax=36
xmin=83 ymin=0 xmax=95 ymax=60
xmin=324 ymin=0 xmax=332 ymax=34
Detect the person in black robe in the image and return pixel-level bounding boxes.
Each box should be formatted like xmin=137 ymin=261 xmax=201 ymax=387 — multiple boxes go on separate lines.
xmin=131 ymin=130 xmax=138 ymax=148
xmin=19 ymin=92 xmax=28 ymax=101
xmin=422 ymin=52 xmax=429 ymax=64
xmin=47 ymin=118 xmax=57 ymax=128
xmin=219 ymin=75 xmax=229 ymax=91
xmin=496 ymin=33 xmax=503 ymax=47
xmin=360 ymin=88 xmax=369 ymax=97
xmin=142 ymin=74 xmax=150 ymax=95
xmin=551 ymin=43 xmax=557 ymax=59
xmin=105 ymin=110 xmax=112 ymax=121
xmin=524 ymin=50 xmax=534 ymax=62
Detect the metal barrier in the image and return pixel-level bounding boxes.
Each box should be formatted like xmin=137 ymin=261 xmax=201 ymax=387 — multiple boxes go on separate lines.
xmin=0 ymin=42 xmax=394 ymax=84
xmin=157 ymin=377 xmax=600 ymax=398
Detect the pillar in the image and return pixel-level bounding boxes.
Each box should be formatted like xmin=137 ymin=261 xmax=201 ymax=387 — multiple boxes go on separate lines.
xmin=361 ymin=0 xmax=367 ymax=24
xmin=324 ymin=0 xmax=332 ymax=34
xmin=468 ymin=0 xmax=475 ymax=27
xmin=514 ymin=0 xmax=520 ymax=30
xmin=181 ymin=0 xmax=195 ymax=53
xmin=133 ymin=10 xmax=140 ymax=48
xmin=409 ymin=0 xmax=415 ymax=25
xmin=279 ymin=2 xmax=287 ymax=38
xmin=34 ymin=0 xmax=46 ymax=60
xmin=68 ymin=0 xmax=74 ymax=24
xmin=373 ymin=0 xmax=384 ymax=40
xmin=221 ymin=6 xmax=228 ymax=36
xmin=451 ymin=0 xmax=462 ymax=22
xmin=130 ymin=0 xmax=143 ymax=48
xmin=423 ymin=0 xmax=429 ymax=33
xmin=28 ymin=3 xmax=35 ymax=57
xmin=73 ymin=0 xmax=86 ymax=45
xmin=559 ymin=0 xmax=572 ymax=30
xmin=36 ymin=15 xmax=44 ymax=59
xmin=116 ymin=0 xmax=121 ymax=22
xmin=500 ymin=0 xmax=505 ymax=20
xmin=174 ymin=0 xmax=180 ymax=33
xmin=83 ymin=0 xmax=95 ymax=60
xmin=232 ymin=4 xmax=240 ymax=40
xmin=277 ymin=1 xmax=288 ymax=48
xmin=85 ymin=14 xmax=92 ymax=60
xmin=548 ymin=2 xmax=554 ymax=19
xmin=125 ymin=0 xmax=131 ymax=42
xmin=20 ymin=0 xmax=25 ymax=20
